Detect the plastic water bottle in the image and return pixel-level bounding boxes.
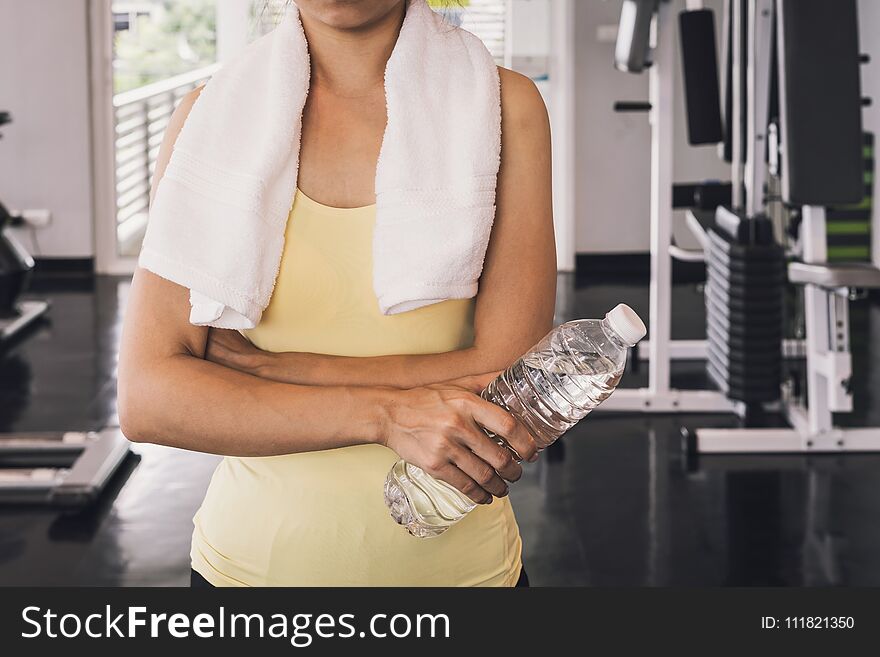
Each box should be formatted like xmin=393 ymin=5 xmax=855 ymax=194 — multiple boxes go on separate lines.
xmin=383 ymin=304 xmax=647 ymax=538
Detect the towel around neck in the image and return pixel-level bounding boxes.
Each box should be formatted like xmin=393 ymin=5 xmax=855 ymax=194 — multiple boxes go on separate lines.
xmin=139 ymin=0 xmax=501 ymax=329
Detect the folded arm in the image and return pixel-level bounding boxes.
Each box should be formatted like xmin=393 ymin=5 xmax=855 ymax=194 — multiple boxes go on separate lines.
xmin=206 ymin=68 xmax=556 ymax=388
xmin=117 ymin=85 xmax=540 ymax=502
xmin=118 ymin=269 xmax=389 ymax=456
xmin=118 ymin=266 xmax=537 ymax=502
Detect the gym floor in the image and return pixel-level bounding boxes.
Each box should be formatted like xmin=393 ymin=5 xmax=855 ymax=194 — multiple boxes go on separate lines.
xmin=2 ymin=272 xmax=880 ymax=586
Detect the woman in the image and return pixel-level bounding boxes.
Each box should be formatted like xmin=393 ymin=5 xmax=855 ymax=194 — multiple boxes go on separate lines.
xmin=118 ymin=0 xmax=555 ymax=587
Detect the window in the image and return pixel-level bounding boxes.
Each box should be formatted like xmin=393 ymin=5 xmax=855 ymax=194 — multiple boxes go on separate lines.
xmin=112 ymin=1 xmax=217 ymax=93
xmin=111 ymin=0 xmax=219 ymax=257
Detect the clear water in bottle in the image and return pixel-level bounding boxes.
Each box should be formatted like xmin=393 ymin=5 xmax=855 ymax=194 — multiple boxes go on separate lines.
xmin=383 ymin=304 xmax=647 ymax=538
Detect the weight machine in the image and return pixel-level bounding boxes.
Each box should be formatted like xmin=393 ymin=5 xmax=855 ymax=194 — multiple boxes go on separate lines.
xmin=604 ymin=0 xmax=737 ymax=414
xmin=601 ymin=0 xmax=880 ymax=454
xmin=0 ymin=111 xmax=131 ymax=504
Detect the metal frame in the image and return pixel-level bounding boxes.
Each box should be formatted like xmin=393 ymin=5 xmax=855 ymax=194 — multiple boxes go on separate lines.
xmin=599 ymin=1 xmax=735 ymax=414
xmin=648 ymin=0 xmax=674 ymax=398
xmin=636 ymin=338 xmax=803 ymax=360
xmin=730 ymin=0 xmax=744 ymax=208
xmin=549 ymin=0 xmax=578 ymax=272
xmin=744 ymin=0 xmax=773 ymax=218
xmin=89 ymin=0 xmax=129 ymax=275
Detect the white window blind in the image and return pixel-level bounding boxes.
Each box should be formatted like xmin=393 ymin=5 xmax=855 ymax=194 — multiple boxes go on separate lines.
xmin=250 ymin=1 xmax=507 ymax=63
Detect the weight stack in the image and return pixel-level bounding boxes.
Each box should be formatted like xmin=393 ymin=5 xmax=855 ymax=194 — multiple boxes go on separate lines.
xmin=705 ymin=212 xmax=785 ymax=404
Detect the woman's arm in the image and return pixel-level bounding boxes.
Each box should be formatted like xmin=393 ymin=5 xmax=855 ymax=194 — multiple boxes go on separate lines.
xmin=119 ymin=88 xmax=538 ymax=503
xmin=205 ymin=68 xmax=556 ymax=388
xmin=128 ymin=86 xmax=375 ymax=455
xmin=119 ymin=268 xmax=384 ymax=456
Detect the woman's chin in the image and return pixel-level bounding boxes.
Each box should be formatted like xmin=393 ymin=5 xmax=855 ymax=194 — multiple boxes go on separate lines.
xmin=298 ymin=0 xmax=405 ymax=31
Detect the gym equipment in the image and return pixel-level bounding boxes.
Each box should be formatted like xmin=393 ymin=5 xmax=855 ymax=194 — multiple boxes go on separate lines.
xmin=605 ymin=0 xmax=737 ymax=412
xmin=615 ymin=0 xmax=661 ymax=73
xmin=602 ymin=0 xmax=880 ymax=455
xmin=0 ymin=112 xmax=131 ymax=505
xmin=825 ymin=133 xmax=873 ymax=262
xmin=0 ymin=202 xmax=49 ymax=341
xmin=704 ymin=209 xmax=785 ymax=404
xmin=679 ymin=9 xmax=723 ymax=145
xmin=0 ymin=112 xmax=49 ymax=342
xmin=0 ymin=429 xmax=131 ymax=505
xmin=776 ymin=0 xmax=863 ymax=206
xmin=697 ymin=0 xmax=880 ymax=453
xmin=672 ymin=182 xmax=732 ymax=211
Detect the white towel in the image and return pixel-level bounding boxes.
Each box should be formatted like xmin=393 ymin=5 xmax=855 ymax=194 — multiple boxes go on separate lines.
xmin=139 ymin=0 xmax=501 ymax=329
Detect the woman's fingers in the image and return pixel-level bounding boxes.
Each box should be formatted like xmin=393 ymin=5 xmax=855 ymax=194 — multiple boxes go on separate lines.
xmin=469 ymin=397 xmax=539 ymax=464
xmin=383 ymin=383 xmax=540 ymax=504
xmin=449 ymin=446 xmax=510 ymax=497
xmin=434 ymin=461 xmax=493 ymax=505
xmin=441 ymin=371 xmax=541 ymax=465
xmin=461 ymin=423 xmax=522 ymax=482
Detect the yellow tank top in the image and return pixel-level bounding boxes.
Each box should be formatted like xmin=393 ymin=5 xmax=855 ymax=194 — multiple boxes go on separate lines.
xmin=190 ymin=189 xmax=522 ymax=586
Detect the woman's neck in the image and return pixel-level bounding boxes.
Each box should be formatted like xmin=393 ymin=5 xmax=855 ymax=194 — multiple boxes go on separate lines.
xmin=300 ymin=2 xmax=407 ymax=97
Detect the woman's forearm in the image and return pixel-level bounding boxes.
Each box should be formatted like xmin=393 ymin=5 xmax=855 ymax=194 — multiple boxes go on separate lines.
xmin=251 ymin=347 xmax=508 ymax=388
xmin=118 ymin=352 xmax=390 ymax=456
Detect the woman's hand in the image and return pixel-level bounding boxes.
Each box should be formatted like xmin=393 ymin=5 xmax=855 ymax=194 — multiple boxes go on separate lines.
xmin=378 ymin=372 xmax=539 ymax=505
xmin=204 ymin=328 xmax=266 ymax=376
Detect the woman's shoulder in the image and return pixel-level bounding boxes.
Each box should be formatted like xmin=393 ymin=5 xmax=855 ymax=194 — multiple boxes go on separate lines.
xmin=171 ymin=84 xmax=205 ymax=129
xmin=149 ymin=84 xmax=205 ymax=203
xmin=497 ymin=66 xmax=549 ymax=132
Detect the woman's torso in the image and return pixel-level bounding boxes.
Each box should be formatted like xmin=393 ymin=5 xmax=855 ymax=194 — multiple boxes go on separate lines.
xmin=190 ymin=189 xmax=522 ymax=586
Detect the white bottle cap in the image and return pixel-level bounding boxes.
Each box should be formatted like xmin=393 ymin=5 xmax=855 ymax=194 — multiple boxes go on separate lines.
xmin=606 ymin=304 xmax=647 ymax=347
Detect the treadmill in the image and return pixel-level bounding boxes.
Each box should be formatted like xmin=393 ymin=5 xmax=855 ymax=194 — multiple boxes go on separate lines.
xmin=0 ymin=429 xmax=131 ymax=505
xmin=0 ymin=111 xmax=131 ymax=505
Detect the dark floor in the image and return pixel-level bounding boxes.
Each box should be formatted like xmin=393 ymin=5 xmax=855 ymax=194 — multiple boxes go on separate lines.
xmin=2 ymin=273 xmax=880 ymax=586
